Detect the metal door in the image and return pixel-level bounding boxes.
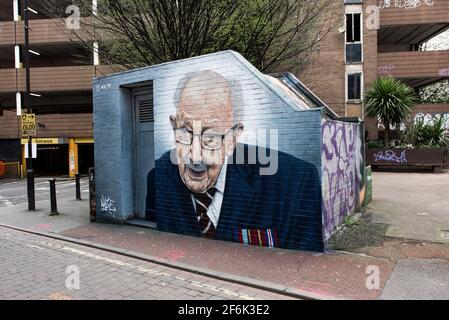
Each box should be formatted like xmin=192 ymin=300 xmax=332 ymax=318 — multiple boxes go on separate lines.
xmin=133 ymin=86 xmax=154 ymax=218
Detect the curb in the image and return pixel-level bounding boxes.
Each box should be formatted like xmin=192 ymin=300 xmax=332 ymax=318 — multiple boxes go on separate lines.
xmin=0 ymin=223 xmax=337 ymax=300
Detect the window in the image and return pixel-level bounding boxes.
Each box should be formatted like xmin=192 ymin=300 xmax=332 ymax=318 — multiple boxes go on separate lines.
xmin=346 ymin=14 xmax=361 ymax=43
xmin=347 ymin=73 xmax=362 ymax=101
xmin=346 ymin=13 xmax=362 ymax=63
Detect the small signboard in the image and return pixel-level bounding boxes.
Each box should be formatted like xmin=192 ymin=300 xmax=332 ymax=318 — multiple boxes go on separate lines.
xmin=20 ymin=138 xmax=60 ymax=145
xmin=20 ymin=114 xmax=36 ymax=136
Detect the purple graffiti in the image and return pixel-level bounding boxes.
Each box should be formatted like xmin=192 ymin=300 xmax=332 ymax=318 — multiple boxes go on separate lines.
xmin=378 ymin=64 xmax=394 ymax=75
xmin=374 ymin=150 xmax=407 ymax=163
xmin=439 ymin=68 xmax=449 ymax=77
xmin=321 ymin=120 xmax=363 ymax=239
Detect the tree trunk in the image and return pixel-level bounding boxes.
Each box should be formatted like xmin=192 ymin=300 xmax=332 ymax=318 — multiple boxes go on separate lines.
xmin=384 ymin=122 xmax=390 ymax=147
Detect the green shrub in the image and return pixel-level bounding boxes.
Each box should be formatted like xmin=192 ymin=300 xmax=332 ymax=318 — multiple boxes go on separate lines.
xmin=401 ymin=116 xmax=449 ymax=148
xmin=365 ymin=77 xmax=416 ymax=147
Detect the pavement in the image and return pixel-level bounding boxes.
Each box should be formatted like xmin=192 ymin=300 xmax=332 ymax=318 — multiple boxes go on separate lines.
xmin=0 ymin=226 xmax=289 ymax=300
xmin=0 ymin=178 xmax=89 ymax=233
xmin=381 ymin=259 xmax=449 ymax=300
xmin=368 ymin=171 xmax=449 ymax=244
xmin=1 ymin=173 xmax=449 ymax=300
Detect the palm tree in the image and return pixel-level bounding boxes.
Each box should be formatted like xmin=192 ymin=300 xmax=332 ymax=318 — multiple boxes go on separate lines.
xmin=365 ymin=77 xmax=416 ymax=146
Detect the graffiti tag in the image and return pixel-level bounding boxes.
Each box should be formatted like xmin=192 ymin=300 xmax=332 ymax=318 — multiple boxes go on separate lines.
xmin=378 ymin=65 xmax=394 ymax=75
xmin=379 ymin=0 xmax=434 ymax=9
xmin=374 ymin=150 xmax=407 ymax=163
xmin=321 ymin=120 xmax=364 ymax=239
xmin=100 ymin=195 xmax=116 ymax=214
xmin=438 ymin=68 xmax=449 ymax=77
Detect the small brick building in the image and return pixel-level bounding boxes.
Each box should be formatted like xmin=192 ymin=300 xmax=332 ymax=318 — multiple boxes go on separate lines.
xmin=93 ymin=50 xmax=365 ymax=251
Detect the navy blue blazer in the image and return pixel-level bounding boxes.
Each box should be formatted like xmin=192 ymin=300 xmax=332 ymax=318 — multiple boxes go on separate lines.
xmin=146 ymin=144 xmax=324 ymax=251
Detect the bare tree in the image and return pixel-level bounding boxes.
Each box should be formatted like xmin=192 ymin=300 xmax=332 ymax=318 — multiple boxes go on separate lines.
xmin=41 ymin=0 xmax=332 ymax=72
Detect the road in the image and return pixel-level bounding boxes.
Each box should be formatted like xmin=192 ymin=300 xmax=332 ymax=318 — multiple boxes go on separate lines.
xmin=0 ymin=178 xmax=89 ymax=208
xmin=0 ymin=226 xmax=292 ymax=300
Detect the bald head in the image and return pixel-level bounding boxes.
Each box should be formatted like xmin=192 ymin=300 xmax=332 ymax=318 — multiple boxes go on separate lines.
xmin=176 ymin=71 xmax=233 ymax=132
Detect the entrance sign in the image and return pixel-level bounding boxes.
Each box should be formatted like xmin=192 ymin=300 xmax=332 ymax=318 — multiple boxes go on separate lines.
xmin=21 ymin=138 xmax=60 ymax=145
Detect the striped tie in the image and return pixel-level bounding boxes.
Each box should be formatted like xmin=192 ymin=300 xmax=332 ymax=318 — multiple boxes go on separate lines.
xmin=193 ymin=188 xmax=217 ymax=238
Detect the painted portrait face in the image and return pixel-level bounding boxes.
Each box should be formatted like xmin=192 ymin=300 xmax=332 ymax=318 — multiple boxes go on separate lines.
xmin=170 ymin=71 xmax=243 ymax=194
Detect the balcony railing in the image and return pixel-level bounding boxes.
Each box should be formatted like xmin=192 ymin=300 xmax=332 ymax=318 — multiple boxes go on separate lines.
xmin=0 ymin=111 xmax=93 ymax=139
xmin=413 ymin=104 xmax=449 ymax=115
xmin=380 ymin=0 xmax=449 ymax=26
xmin=30 ymin=113 xmax=94 ymax=138
xmin=378 ymin=50 xmax=449 ymax=79
xmin=0 ymin=18 xmax=91 ymax=46
xmin=0 ymin=65 xmax=121 ymax=93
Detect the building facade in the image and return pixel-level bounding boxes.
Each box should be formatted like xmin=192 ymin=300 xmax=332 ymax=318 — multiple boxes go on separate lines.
xmin=299 ymin=0 xmax=449 ymax=140
xmin=1 ymin=0 xmax=447 ymax=177
xmin=0 ymin=0 xmax=114 ymax=177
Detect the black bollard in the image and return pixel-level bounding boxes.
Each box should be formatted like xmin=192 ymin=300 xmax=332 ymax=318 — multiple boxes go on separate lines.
xmin=75 ymin=173 xmax=81 ymax=200
xmin=27 ymin=168 xmax=35 ymax=211
xmin=89 ymin=168 xmax=96 ymax=222
xmin=49 ymin=178 xmax=58 ymax=216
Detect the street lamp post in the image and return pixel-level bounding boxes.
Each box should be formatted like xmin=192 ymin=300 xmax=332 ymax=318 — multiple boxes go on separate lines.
xmin=24 ymin=0 xmax=35 ymax=211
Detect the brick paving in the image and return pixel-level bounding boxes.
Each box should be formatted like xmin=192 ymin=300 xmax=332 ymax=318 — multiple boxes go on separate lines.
xmin=0 ymin=226 xmax=293 ymax=300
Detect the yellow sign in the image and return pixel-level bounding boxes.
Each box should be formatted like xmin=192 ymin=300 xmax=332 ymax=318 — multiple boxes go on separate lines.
xmin=20 ymin=114 xmax=36 ymax=136
xmin=21 ymin=138 xmax=60 ymax=145
xmin=75 ymin=138 xmax=94 ymax=144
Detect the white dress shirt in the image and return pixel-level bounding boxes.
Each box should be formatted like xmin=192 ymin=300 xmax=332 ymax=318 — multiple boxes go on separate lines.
xmin=191 ymin=158 xmax=228 ymax=229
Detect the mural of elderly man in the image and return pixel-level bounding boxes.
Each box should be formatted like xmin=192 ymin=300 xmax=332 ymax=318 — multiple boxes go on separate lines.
xmin=146 ymin=70 xmax=323 ymax=251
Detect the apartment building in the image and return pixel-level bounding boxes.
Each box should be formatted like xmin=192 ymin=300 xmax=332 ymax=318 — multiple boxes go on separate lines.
xmin=1 ymin=0 xmax=447 ymax=177
xmin=300 ymin=0 xmax=449 ymax=140
xmin=0 ymin=0 xmax=114 ymax=177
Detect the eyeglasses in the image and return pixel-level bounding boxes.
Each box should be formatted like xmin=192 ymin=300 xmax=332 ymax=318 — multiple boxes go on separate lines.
xmin=174 ymin=125 xmax=237 ymax=150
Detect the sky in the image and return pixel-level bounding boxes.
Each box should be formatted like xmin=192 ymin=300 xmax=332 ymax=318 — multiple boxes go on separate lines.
xmin=423 ymin=29 xmax=449 ymax=51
